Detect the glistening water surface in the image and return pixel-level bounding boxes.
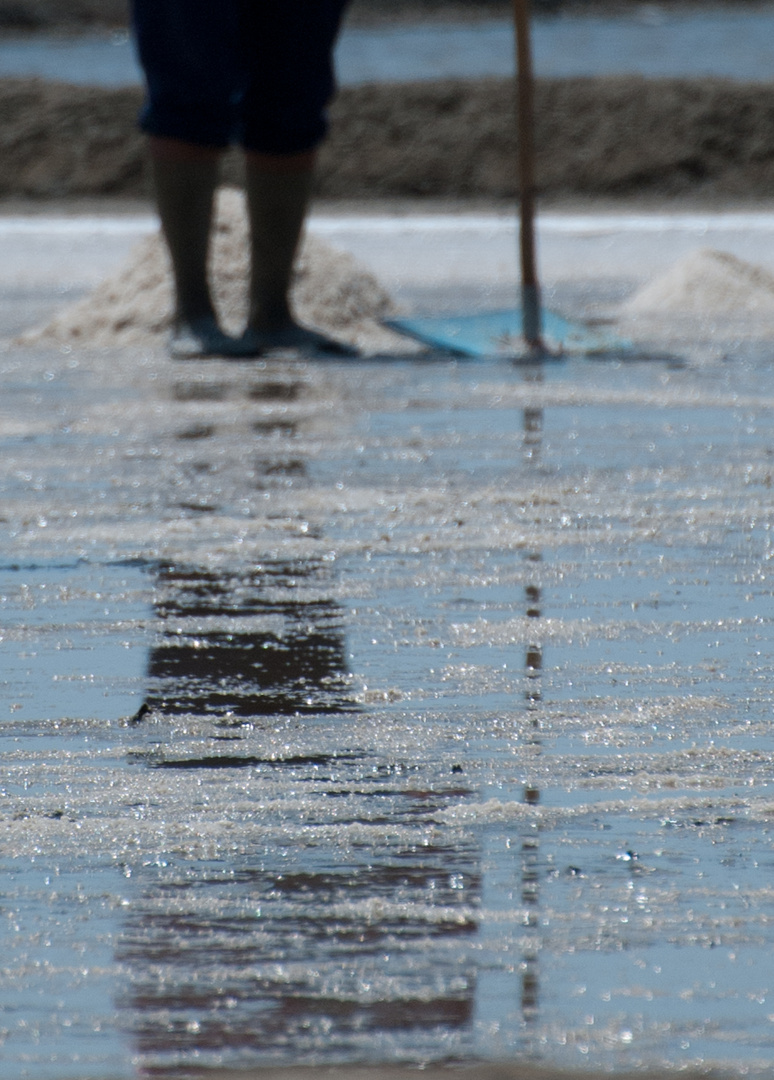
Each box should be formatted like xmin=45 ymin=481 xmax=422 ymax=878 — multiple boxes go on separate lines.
xmin=2 ymin=344 xmax=774 ymax=1077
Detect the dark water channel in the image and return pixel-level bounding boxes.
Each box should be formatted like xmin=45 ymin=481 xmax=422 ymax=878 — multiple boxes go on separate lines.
xmin=5 ymin=10 xmax=774 ymax=87
xmin=2 ymin=347 xmax=774 ymax=1077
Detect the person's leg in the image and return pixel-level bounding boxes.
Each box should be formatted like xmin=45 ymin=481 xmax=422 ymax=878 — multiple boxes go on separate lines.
xmin=149 ymin=137 xmax=240 ymax=358
xmin=243 ymin=149 xmax=313 ymax=333
xmin=237 ymin=0 xmax=357 ymax=356
xmin=239 ymin=149 xmax=353 ymax=356
xmin=132 ymin=0 xmax=247 ymax=357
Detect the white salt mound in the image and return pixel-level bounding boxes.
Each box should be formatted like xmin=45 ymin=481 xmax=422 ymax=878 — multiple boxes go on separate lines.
xmin=21 ymin=187 xmax=402 ymax=353
xmin=623 ymin=248 xmax=774 ymax=317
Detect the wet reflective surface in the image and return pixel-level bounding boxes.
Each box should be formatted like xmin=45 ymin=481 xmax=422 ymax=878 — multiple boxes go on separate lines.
xmin=144 ymin=561 xmax=353 ymax=721
xmin=3 ymin=343 xmax=774 ymax=1077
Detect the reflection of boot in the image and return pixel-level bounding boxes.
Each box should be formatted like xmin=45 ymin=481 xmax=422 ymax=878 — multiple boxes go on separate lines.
xmin=239 ymin=156 xmax=358 ymax=358
xmin=150 ymin=145 xmax=243 ymax=358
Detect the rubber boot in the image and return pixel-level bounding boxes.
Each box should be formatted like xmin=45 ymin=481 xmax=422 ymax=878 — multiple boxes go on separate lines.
xmin=239 ymin=155 xmax=358 ymax=358
xmin=150 ymin=146 xmax=241 ymax=358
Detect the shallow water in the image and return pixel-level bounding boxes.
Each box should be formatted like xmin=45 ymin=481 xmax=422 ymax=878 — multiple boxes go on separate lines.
xmin=2 ymin=344 xmax=774 ymax=1077
xmin=4 ymin=9 xmax=774 ymax=87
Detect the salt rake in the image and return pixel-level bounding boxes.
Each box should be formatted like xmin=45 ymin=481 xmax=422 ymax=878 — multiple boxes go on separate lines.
xmin=387 ymin=0 xmax=628 ymax=361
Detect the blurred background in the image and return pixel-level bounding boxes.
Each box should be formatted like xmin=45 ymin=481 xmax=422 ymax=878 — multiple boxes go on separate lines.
xmin=2 ymin=0 xmax=774 ymax=206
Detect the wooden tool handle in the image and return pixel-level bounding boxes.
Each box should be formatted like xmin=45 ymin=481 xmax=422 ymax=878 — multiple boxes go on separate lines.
xmin=513 ymin=0 xmax=541 ymax=346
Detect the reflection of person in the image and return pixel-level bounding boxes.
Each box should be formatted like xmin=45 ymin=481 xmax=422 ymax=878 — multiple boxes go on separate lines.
xmin=131 ymin=1 xmax=356 ymax=359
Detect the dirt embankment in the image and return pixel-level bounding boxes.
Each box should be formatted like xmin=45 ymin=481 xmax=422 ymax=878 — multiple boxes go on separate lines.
xmin=0 ymin=0 xmax=126 ymax=31
xmin=0 ymin=79 xmax=143 ymax=196
xmin=3 ymin=75 xmax=774 ymax=203
xmin=0 ymin=0 xmax=749 ymax=32
xmin=0 ymin=0 xmax=535 ymax=32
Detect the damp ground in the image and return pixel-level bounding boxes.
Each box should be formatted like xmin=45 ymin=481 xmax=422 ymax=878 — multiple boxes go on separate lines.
xmin=2 ymin=291 xmax=774 ymax=1078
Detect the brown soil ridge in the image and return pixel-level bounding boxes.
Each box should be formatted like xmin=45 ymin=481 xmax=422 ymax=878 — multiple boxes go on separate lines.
xmin=0 ymin=1 xmax=718 ymax=33
xmin=0 ymin=0 xmax=505 ymax=31
xmin=3 ymin=75 xmax=774 ymax=200
xmin=0 ymin=0 xmax=125 ymax=31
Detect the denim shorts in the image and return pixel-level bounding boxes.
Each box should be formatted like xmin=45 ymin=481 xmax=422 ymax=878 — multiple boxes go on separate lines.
xmin=131 ymin=0 xmax=350 ymax=153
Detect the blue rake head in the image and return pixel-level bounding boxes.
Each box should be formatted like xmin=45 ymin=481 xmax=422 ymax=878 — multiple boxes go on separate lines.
xmin=386 ymin=308 xmax=630 ymax=359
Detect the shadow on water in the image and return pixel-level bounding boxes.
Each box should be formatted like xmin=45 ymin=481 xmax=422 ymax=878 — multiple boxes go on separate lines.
xmin=120 ymin=541 xmax=484 ymax=1069
xmin=138 ymin=373 xmax=354 ymax=729
xmin=118 ymin=842 xmax=481 ymax=1072
xmin=520 ymin=370 xmax=544 ymax=1032
xmin=142 ymin=560 xmax=354 ymax=723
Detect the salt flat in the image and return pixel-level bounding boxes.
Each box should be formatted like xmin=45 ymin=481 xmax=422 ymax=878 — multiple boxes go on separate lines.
xmin=3 ymin=207 xmax=774 ymax=1079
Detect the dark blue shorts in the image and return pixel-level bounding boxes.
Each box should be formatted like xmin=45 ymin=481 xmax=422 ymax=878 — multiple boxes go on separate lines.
xmin=131 ymin=0 xmax=350 ymax=153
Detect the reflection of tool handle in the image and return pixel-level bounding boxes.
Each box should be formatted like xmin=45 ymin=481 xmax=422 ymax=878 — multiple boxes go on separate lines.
xmin=513 ymin=0 xmax=542 ymax=348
